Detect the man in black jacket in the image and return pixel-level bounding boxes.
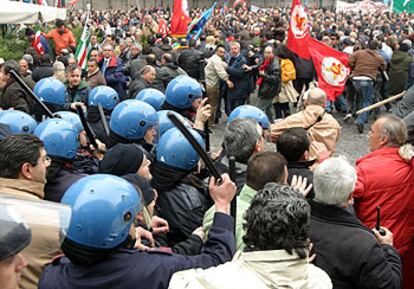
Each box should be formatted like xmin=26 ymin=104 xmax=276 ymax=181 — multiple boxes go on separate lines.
xmin=309 ymin=157 xmax=402 ymax=289
xmin=177 ymin=39 xmax=204 ymax=81
xmin=32 ymin=54 xmax=54 ymax=83
xmin=256 ymin=45 xmax=281 ymax=121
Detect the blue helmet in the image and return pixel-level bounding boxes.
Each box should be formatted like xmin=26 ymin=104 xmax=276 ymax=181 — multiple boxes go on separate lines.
xmin=156 ymin=127 xmax=204 ymax=170
xmin=157 ymin=110 xmax=191 ymax=138
xmin=110 ymin=100 xmax=158 ymax=141
xmin=0 ymin=110 xmax=37 ymax=134
xmin=34 ymin=118 xmax=79 ymax=160
xmin=227 ymin=105 xmax=270 ymax=129
xmin=88 ymin=86 xmax=119 ymax=110
xmin=61 ymin=174 xmax=141 ymax=249
xmin=165 ymin=75 xmax=203 ymax=109
xmin=135 ymin=88 xmax=165 ymax=111
xmin=33 ymin=77 xmax=66 ymax=106
xmin=54 ymin=111 xmax=83 ymax=134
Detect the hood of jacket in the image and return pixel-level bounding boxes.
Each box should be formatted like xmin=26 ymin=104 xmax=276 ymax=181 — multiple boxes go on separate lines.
xmin=391 ymin=50 xmax=410 ymax=65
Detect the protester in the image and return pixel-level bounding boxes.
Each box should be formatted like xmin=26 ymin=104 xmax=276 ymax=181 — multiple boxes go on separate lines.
xmin=45 ymin=19 xmax=76 ymax=56
xmin=256 ymin=45 xmax=281 ymax=121
xmin=85 ymin=58 xmax=107 ymax=89
xmin=0 ymin=60 xmax=34 ymax=114
xmin=271 ymin=87 xmax=341 ymax=159
xmin=98 ymin=44 xmax=128 ymax=100
xmin=171 ymin=183 xmax=332 ymax=289
xmin=310 ymin=157 xmax=402 ymax=289
xmin=349 ymin=40 xmax=386 ymax=133
xmin=0 ymin=134 xmax=59 ymax=289
xmin=204 ymin=45 xmax=234 ymax=124
xmin=354 ymin=115 xmax=414 ymax=288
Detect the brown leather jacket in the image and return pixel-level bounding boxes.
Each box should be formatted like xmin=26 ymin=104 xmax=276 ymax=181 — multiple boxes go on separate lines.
xmin=349 ymin=49 xmax=386 ymax=80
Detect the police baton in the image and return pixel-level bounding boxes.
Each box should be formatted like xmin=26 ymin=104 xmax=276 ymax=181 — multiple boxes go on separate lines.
xmin=75 ymin=105 xmax=99 ymax=149
xmin=228 ymin=156 xmax=237 ymax=235
xmin=167 ymin=112 xmax=222 ymax=182
xmin=204 ymin=122 xmax=210 ymax=152
xmin=97 ymin=104 xmax=110 ymax=137
xmin=9 ymin=70 xmax=54 ymax=118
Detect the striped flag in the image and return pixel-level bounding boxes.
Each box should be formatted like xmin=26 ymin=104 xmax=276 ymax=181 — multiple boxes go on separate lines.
xmin=75 ymin=8 xmax=91 ymax=70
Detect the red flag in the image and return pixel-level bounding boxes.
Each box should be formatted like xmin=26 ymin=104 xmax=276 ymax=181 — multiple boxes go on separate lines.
xmin=232 ymin=0 xmax=244 ymax=8
xmin=68 ymin=0 xmax=79 ymax=6
xmin=287 ymin=0 xmax=311 ymax=60
xmin=32 ymin=31 xmax=45 ymax=55
xmin=158 ymin=18 xmax=169 ymax=38
xmin=170 ymin=0 xmax=190 ymax=38
xmin=308 ymin=37 xmax=350 ymax=101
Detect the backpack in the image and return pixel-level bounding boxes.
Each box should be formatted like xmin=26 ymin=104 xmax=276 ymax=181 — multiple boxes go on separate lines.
xmin=281 ymin=58 xmax=296 ymax=82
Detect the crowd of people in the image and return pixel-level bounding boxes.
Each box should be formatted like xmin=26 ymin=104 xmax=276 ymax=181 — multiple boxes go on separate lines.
xmin=0 ymin=3 xmax=414 ymax=289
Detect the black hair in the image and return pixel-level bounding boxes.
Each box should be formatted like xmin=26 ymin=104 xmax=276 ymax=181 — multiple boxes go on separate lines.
xmin=214 ymin=44 xmax=226 ymax=52
xmin=246 ymin=152 xmax=287 ymax=190
xmin=0 ymin=134 xmax=44 ymax=179
xmin=277 ymin=128 xmax=310 ymax=162
xmin=39 ymin=53 xmax=52 ymax=65
xmin=243 ymin=183 xmax=310 ymax=259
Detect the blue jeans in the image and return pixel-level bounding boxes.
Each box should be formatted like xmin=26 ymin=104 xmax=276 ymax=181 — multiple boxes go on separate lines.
xmin=353 ymin=79 xmax=374 ymax=125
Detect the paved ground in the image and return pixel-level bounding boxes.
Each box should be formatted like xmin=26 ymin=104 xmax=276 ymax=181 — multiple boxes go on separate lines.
xmin=210 ymin=94 xmax=375 ymax=164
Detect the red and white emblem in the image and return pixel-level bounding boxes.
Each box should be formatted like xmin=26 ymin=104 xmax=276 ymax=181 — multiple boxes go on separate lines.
xmin=290 ymin=5 xmax=308 ymax=39
xmin=321 ymin=57 xmax=349 ymax=87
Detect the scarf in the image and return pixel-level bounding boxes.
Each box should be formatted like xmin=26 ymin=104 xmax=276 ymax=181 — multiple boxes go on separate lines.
xmin=256 ymin=57 xmax=273 ymax=86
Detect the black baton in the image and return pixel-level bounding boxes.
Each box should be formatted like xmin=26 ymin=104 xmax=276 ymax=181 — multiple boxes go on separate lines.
xmin=228 ymin=156 xmax=237 ymax=234
xmin=10 ymin=70 xmax=54 ymax=118
xmin=76 ymin=105 xmax=99 ymax=149
xmin=167 ymin=112 xmax=222 ymax=182
xmin=97 ymin=104 xmax=110 ymax=137
xmin=205 ymin=122 xmax=210 ymax=152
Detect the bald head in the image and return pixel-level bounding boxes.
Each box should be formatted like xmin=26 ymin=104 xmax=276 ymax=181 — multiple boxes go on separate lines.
xmin=306 ymin=88 xmax=327 ymax=107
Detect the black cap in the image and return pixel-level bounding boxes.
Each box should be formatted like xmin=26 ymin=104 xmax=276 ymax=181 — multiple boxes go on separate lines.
xmin=0 ymin=206 xmax=32 ymax=261
xmin=99 ymin=143 xmax=144 ymax=177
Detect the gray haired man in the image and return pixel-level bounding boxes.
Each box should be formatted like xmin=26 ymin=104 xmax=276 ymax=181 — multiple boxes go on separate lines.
xmin=309 ymin=157 xmax=402 ymax=289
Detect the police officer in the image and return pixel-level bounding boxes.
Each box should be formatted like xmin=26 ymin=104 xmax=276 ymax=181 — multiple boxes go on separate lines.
xmin=108 ymin=99 xmax=158 ymax=153
xmin=157 ymin=110 xmax=190 ymax=138
xmin=33 ymin=77 xmax=67 ymax=121
xmin=152 ymin=127 xmax=213 ymax=244
xmin=34 ymin=118 xmax=86 ymax=202
xmin=136 ymin=88 xmax=166 ymax=111
xmin=0 ymin=110 xmax=37 ymax=134
xmin=86 ymin=85 xmax=119 ymax=144
xmin=38 ymin=173 xmax=237 ymax=289
xmin=162 ymin=75 xmax=204 ymax=120
xmin=227 ymin=104 xmax=271 ymax=131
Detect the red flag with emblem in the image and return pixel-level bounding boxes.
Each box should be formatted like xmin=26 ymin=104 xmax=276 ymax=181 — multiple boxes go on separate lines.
xmin=287 ymin=0 xmax=311 ymax=60
xmin=308 ymin=37 xmax=350 ymax=101
xmin=170 ymin=0 xmax=190 ymax=38
xmin=158 ymin=18 xmax=169 ymax=38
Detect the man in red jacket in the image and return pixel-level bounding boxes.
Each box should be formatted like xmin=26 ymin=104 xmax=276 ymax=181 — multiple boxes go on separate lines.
xmin=354 ymin=114 xmax=414 ymax=289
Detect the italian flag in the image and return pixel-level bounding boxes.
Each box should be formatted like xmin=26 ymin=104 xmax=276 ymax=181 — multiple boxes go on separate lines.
xmin=75 ymin=10 xmax=91 ymax=71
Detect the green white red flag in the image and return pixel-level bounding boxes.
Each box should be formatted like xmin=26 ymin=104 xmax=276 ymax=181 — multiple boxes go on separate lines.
xmin=75 ymin=8 xmax=91 ymax=71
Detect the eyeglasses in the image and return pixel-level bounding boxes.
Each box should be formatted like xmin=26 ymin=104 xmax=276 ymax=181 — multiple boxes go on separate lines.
xmin=44 ymin=156 xmax=51 ymax=165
